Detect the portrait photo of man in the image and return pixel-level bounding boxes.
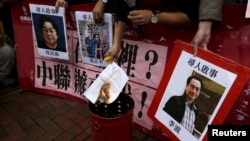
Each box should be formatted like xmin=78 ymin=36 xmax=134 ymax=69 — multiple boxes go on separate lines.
xmin=159 ymin=71 xmax=226 ymax=139
xmin=163 ymin=75 xmax=203 ymax=134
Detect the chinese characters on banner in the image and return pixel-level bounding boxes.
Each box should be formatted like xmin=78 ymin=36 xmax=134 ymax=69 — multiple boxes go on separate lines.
xmin=34 ymin=37 xmax=168 ymax=130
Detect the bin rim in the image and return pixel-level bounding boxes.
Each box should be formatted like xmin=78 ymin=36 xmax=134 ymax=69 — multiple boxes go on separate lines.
xmin=87 ymin=94 xmax=135 ymax=119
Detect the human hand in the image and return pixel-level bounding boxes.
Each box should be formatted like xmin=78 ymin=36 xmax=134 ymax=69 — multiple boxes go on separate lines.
xmin=92 ymin=0 xmax=105 ymax=24
xmin=104 ymin=45 xmax=121 ymax=63
xmin=128 ymin=10 xmax=152 ymax=25
xmin=191 ymin=21 xmax=212 ymax=56
xmin=55 ymin=0 xmax=68 ymax=12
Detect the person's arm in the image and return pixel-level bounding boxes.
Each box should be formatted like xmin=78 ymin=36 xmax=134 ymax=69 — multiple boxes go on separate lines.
xmin=191 ymin=21 xmax=212 ymax=55
xmin=92 ymin=0 xmax=106 ymax=24
xmin=191 ymin=0 xmax=224 ymax=56
xmin=199 ymin=0 xmax=223 ymax=21
xmin=128 ymin=9 xmax=191 ymax=25
xmin=104 ymin=21 xmax=126 ymax=63
xmin=101 ymin=0 xmax=130 ymax=63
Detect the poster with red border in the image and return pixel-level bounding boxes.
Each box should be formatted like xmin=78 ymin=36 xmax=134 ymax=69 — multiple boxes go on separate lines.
xmin=148 ymin=40 xmax=250 ymax=141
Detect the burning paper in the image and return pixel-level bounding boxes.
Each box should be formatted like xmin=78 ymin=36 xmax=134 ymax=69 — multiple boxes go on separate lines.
xmin=84 ymin=62 xmax=129 ymax=104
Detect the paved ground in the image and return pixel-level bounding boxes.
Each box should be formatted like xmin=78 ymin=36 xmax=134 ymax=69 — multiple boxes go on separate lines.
xmin=0 ymin=85 xmax=160 ymax=141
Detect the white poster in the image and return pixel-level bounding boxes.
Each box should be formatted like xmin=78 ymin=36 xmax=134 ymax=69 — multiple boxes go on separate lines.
xmin=75 ymin=11 xmax=113 ymax=67
xmin=30 ymin=4 xmax=69 ymax=60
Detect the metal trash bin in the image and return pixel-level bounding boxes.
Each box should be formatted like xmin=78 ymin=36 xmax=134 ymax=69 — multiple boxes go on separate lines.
xmin=88 ymin=93 xmax=134 ymax=141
